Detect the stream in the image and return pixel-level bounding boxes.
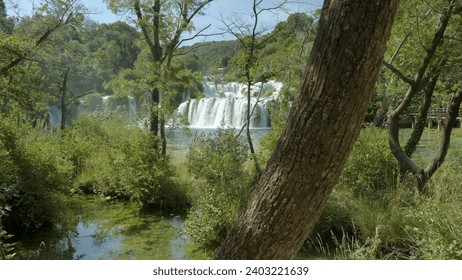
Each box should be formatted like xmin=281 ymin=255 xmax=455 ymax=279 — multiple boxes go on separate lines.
xmin=14 ymin=195 xmax=210 ymax=260
xmin=14 ymin=128 xmax=271 ymax=260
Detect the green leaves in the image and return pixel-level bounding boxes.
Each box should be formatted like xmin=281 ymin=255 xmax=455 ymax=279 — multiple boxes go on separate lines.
xmin=0 ymin=115 xmax=74 ymax=232
xmin=185 ymin=128 xmax=253 ymax=246
xmin=0 ymin=229 xmax=16 ymax=260
xmin=188 ymin=128 xmax=249 ymax=185
xmin=68 ymin=114 xmax=189 ymax=212
xmin=339 ymin=128 xmax=398 ymax=197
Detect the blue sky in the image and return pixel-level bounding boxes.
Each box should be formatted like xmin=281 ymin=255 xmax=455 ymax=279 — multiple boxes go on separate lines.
xmin=9 ymin=0 xmax=324 ymax=42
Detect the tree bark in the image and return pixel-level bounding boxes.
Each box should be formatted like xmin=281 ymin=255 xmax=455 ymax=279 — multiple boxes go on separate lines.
xmin=60 ymin=68 xmax=69 ymax=130
xmin=134 ymin=0 xmax=162 ymax=138
xmin=425 ymin=85 xmax=462 ymax=183
xmin=134 ymin=0 xmax=212 ymax=153
xmin=403 ymin=70 xmax=440 ymax=157
xmin=214 ymin=0 xmax=399 ymax=260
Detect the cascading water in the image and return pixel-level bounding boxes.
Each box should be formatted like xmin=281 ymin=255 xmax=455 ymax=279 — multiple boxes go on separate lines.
xmin=48 ymin=105 xmax=62 ymax=128
xmin=128 ymin=96 xmax=137 ymax=117
xmin=174 ymin=80 xmax=281 ymax=129
xmin=46 ymin=95 xmax=140 ymax=127
xmin=202 ymin=81 xmax=247 ymax=98
xmin=45 ymin=79 xmax=281 ymax=130
xmin=102 ymin=96 xmax=111 ymax=109
xmin=87 ymin=95 xmax=139 ymax=116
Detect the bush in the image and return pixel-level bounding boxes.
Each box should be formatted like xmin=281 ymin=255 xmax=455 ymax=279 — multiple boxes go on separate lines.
xmin=0 ymin=116 xmax=73 ymax=233
xmin=309 ymin=188 xmax=356 ymax=243
xmin=69 ymin=115 xmax=189 ymax=212
xmin=187 ymin=128 xmax=250 ymax=185
xmin=185 ymin=128 xmax=253 ymax=246
xmin=311 ymin=128 xmax=399 ymax=235
xmin=338 ymin=127 xmax=399 ymax=197
xmin=304 ymin=128 xmax=462 ymax=260
xmin=1 ymin=181 xmax=15 ymax=260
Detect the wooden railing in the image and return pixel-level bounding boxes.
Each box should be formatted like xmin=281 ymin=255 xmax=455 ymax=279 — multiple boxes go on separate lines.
xmin=409 ymin=108 xmax=462 ymax=118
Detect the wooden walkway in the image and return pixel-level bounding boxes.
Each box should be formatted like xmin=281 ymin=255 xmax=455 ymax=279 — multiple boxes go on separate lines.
xmin=409 ymin=108 xmax=462 ymax=129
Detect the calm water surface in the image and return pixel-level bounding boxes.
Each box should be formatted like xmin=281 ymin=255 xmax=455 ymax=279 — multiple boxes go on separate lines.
xmin=15 ymin=128 xmax=272 ymax=260
xmin=15 ymin=196 xmax=210 ymax=260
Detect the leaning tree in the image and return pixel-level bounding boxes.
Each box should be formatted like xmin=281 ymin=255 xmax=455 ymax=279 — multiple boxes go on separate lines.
xmin=215 ymin=0 xmax=400 ymax=259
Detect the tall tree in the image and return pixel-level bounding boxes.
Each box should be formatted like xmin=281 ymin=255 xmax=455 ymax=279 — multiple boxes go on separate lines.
xmin=89 ymin=21 xmax=141 ymax=95
xmin=106 ymin=0 xmax=213 ymax=155
xmin=40 ymin=26 xmax=95 ymax=129
xmin=0 ymin=0 xmax=84 ymax=76
xmin=214 ymin=0 xmax=399 ymax=259
xmin=0 ymin=0 xmax=85 ymax=114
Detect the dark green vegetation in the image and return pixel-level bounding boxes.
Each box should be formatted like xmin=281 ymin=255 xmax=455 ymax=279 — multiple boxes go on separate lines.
xmin=185 ymin=128 xmax=255 ymax=247
xmin=2 ymin=0 xmax=462 ymax=260
xmin=68 ymin=114 xmax=190 ymax=211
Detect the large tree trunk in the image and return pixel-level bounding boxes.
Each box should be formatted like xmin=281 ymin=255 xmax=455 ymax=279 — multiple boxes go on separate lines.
xmin=214 ymin=0 xmax=399 ymax=260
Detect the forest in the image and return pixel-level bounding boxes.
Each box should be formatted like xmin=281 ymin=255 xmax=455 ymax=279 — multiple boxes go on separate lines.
xmin=1 ymin=0 xmax=462 ymax=260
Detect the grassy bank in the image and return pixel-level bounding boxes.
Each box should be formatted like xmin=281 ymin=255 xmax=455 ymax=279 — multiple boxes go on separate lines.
xmin=302 ymin=128 xmax=462 ymax=259
xmin=2 ymin=111 xmax=462 ymax=260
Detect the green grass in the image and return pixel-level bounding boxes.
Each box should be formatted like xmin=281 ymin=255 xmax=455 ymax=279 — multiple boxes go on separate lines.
xmin=303 ymin=128 xmax=462 ymax=260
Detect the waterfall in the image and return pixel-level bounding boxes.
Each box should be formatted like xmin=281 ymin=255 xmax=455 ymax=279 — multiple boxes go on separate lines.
xmin=48 ymin=105 xmax=62 ymax=128
xmin=48 ymin=95 xmax=140 ymax=127
xmin=203 ymin=81 xmax=247 ymax=98
xmin=102 ymin=96 xmax=111 ymax=110
xmin=128 ymin=96 xmax=137 ymax=117
xmin=99 ymin=95 xmax=139 ymax=117
xmin=174 ymin=81 xmax=281 ymax=129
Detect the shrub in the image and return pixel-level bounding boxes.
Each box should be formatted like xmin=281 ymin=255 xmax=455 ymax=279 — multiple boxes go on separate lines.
xmin=331 ymin=226 xmax=383 ymax=260
xmin=305 ymin=128 xmax=462 ymax=260
xmin=311 ymin=128 xmax=399 ymax=235
xmin=0 ymin=116 xmax=73 ymax=233
xmin=185 ymin=128 xmax=253 ymax=246
xmin=338 ymin=127 xmax=399 ymax=197
xmin=309 ymin=188 xmax=356 ymax=243
xmin=1 ymin=182 xmax=15 ymax=260
xmin=69 ymin=115 xmax=189 ymax=212
xmin=187 ymin=128 xmax=250 ymax=185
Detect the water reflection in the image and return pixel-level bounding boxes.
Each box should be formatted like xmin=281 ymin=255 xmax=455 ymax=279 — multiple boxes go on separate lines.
xmin=15 ymin=196 xmax=208 ymax=260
